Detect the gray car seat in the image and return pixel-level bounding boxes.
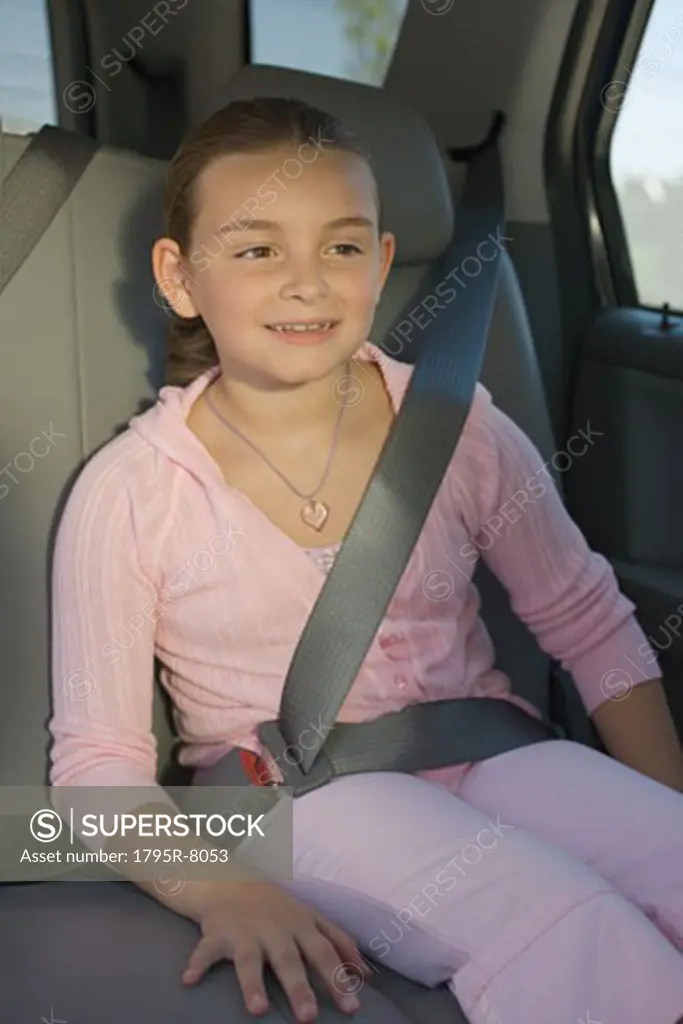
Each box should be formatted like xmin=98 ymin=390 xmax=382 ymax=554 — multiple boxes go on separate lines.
xmin=0 ymin=64 xmax=570 ymax=1023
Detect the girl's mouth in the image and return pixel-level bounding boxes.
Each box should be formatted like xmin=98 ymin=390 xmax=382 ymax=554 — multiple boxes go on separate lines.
xmin=265 ymin=320 xmax=340 ymax=345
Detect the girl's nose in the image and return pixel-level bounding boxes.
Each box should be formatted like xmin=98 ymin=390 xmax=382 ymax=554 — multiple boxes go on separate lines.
xmin=280 ymin=264 xmax=330 ymax=302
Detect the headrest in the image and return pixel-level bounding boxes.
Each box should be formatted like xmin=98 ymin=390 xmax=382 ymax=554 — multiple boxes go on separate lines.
xmin=210 ymin=65 xmax=454 ymax=267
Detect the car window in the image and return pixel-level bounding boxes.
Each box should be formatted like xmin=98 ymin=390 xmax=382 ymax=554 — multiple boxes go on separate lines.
xmin=249 ymin=0 xmax=409 ymax=86
xmin=0 ymin=0 xmax=57 ymax=133
xmin=609 ymin=0 xmax=683 ymax=311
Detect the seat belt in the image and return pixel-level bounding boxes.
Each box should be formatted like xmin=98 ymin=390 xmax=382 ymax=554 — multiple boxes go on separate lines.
xmin=0 ymin=125 xmax=99 ymax=298
xmin=239 ymin=110 xmax=559 ymax=796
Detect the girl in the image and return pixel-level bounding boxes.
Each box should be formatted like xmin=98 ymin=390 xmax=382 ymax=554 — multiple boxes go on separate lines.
xmin=49 ymin=96 xmax=683 ymax=1024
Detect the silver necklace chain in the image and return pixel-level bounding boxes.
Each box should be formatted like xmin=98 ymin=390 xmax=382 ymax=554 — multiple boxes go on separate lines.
xmin=203 ymin=360 xmax=352 ymax=501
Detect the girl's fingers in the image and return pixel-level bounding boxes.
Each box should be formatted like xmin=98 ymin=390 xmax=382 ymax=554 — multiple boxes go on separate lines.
xmin=181 ymin=905 xmax=368 ymax=1023
xmin=233 ymin=942 xmax=270 ymax=1016
xmin=182 ymin=934 xmax=224 ymax=984
xmin=295 ymin=929 xmax=362 ymax=1014
xmin=315 ymin=916 xmax=372 ymax=977
xmin=262 ymin=934 xmax=320 ymax=1022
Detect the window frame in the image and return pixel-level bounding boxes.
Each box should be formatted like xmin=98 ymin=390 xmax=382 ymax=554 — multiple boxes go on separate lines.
xmin=544 ymin=0 xmax=679 ymax=366
xmin=593 ymin=0 xmax=675 ymax=314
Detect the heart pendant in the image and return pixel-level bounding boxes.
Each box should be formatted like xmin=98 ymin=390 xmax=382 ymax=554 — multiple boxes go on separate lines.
xmin=301 ymin=499 xmax=329 ymax=532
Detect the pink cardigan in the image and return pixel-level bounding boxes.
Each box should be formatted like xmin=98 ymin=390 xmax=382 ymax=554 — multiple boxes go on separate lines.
xmin=49 ymin=342 xmax=658 ymax=800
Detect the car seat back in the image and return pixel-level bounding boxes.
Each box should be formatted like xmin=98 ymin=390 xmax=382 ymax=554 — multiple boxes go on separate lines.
xmin=0 ymin=65 xmax=557 ymax=788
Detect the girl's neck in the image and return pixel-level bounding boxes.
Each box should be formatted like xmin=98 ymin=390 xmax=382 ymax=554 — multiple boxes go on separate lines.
xmin=206 ymin=356 xmax=360 ymax=441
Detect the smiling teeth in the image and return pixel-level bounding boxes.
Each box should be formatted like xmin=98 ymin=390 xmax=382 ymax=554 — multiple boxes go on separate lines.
xmin=270 ymin=322 xmax=334 ymax=332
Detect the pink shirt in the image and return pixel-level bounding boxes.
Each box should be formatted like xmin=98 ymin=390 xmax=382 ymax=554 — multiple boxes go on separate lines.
xmin=49 ymin=341 xmax=659 ymax=800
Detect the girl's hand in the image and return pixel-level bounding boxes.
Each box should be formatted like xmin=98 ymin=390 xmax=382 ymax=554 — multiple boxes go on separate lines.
xmin=182 ymin=880 xmax=370 ymax=1021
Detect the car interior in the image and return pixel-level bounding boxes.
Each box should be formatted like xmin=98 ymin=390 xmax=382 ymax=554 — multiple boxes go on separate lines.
xmin=1 ymin=0 xmax=682 ymax=1021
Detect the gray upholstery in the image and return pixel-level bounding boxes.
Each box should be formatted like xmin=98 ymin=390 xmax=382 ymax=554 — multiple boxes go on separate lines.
xmin=0 ymin=133 xmax=172 ymax=786
xmin=0 ymin=881 xmax=421 ymax=1023
xmin=0 ymin=64 xmax=560 ymax=1024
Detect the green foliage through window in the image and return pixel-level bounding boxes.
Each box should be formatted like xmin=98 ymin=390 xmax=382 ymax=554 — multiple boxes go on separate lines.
xmin=335 ymin=0 xmax=407 ymax=84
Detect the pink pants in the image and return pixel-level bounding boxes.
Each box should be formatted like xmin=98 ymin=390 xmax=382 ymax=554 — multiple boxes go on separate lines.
xmin=279 ymin=740 xmax=683 ymax=1023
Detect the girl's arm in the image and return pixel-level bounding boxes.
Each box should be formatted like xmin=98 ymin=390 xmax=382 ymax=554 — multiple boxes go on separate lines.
xmin=456 ymin=390 xmax=683 ymax=790
xmin=591 ymin=679 xmax=683 ymax=792
xmin=49 ymin=442 xmax=178 ymax=845
xmin=50 ymin=444 xmax=268 ymax=910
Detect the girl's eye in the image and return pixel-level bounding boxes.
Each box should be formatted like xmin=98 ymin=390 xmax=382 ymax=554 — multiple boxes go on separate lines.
xmin=235 ymin=246 xmax=274 ymax=260
xmin=328 ymin=243 xmax=364 ymax=256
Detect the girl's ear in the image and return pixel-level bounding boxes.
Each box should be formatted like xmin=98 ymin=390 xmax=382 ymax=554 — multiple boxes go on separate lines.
xmin=376 ymin=231 xmax=397 ymax=299
xmin=151 ymin=238 xmax=200 ymax=319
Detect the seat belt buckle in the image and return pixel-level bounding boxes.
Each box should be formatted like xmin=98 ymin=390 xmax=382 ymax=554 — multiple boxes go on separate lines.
xmin=257 ymin=720 xmax=334 ymax=796
xmin=238 ymin=749 xmax=277 ymax=787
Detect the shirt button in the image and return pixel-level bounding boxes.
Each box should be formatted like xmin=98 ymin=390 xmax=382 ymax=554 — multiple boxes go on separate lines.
xmin=380 ymin=633 xmax=406 ymax=660
xmin=394 ymin=674 xmax=409 ymax=689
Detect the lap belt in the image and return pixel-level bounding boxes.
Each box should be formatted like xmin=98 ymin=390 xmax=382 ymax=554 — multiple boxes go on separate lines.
xmin=257 ymin=702 xmax=558 ymax=794
xmin=193 ymin=699 xmax=557 ymax=797
xmin=191 ymin=111 xmax=562 ymax=802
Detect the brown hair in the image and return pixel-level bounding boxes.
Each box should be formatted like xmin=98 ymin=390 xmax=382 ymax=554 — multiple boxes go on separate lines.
xmin=161 ymin=96 xmax=373 ymax=387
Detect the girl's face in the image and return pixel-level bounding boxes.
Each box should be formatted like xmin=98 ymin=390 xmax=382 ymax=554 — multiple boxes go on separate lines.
xmin=154 ymin=143 xmax=395 ymax=388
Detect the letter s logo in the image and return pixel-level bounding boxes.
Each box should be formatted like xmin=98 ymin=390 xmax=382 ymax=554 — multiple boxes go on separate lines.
xmin=30 ymin=809 xmax=63 ymax=842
